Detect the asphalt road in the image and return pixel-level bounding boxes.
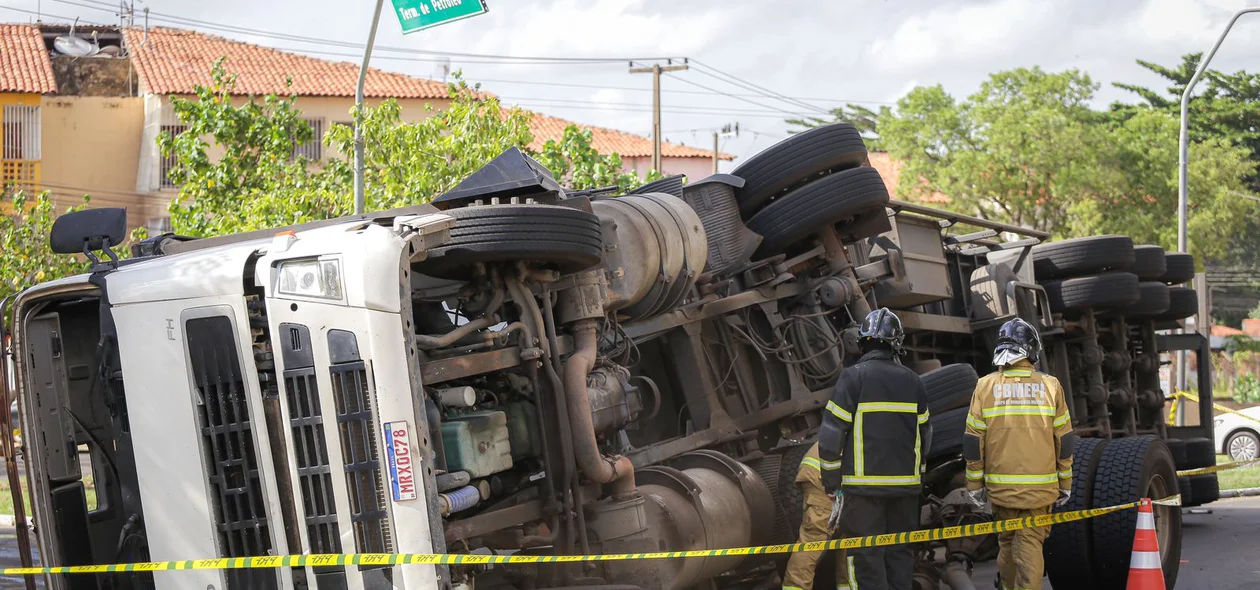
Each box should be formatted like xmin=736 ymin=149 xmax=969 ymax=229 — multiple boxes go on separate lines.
xmin=0 ymin=498 xmax=1254 ymax=589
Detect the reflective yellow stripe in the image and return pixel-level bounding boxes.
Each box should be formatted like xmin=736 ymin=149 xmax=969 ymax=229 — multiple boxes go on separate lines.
xmin=966 ymin=469 xmax=985 ymax=481
xmin=783 ymin=586 xmax=806 ymax=590
xmin=848 ymin=556 xmax=859 ymax=590
xmin=857 ymin=402 xmax=919 ymax=413
xmin=801 ymin=457 xmax=822 ymax=471
xmin=1058 ymin=469 xmax=1073 ymax=480
xmin=845 ymin=474 xmax=921 ymax=486
xmin=827 ymin=400 xmax=853 ymax=422
xmin=982 ymin=406 xmax=1056 ymax=419
xmin=918 ymin=410 xmax=931 ymax=424
xmin=820 ymin=458 xmax=843 ymax=471
xmin=985 ymin=473 xmax=1058 ymax=485
xmin=1003 ymin=370 xmax=1033 ymax=378
xmin=966 ymin=414 xmax=987 ymax=431
xmin=1054 ymin=412 xmax=1071 ymax=427
xmin=854 ymin=411 xmax=865 ymax=476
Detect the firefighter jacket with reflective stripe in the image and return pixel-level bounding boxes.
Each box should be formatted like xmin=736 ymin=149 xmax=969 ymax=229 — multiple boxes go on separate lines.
xmin=964 ymin=359 xmax=1074 ymax=509
xmin=796 ymin=443 xmax=823 ymax=490
xmin=819 ymin=349 xmax=932 ymax=497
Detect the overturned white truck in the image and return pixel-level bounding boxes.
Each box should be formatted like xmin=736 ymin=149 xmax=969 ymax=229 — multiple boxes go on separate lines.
xmin=2 ymin=125 xmax=1218 ymax=590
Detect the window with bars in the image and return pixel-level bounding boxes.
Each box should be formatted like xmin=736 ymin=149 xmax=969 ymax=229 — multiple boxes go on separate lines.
xmin=2 ymin=105 xmax=41 ymax=189
xmin=160 ymin=124 xmax=188 ymax=189
xmin=293 ymin=118 xmax=325 ymax=161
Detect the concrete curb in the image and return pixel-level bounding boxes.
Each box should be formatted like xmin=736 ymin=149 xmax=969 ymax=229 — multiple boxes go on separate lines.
xmin=1220 ymin=487 xmax=1260 ymax=498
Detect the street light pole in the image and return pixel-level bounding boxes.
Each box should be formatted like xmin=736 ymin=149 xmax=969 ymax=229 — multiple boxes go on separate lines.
xmin=1175 ymin=7 xmax=1260 ymax=399
xmin=354 ymin=0 xmax=386 ymax=216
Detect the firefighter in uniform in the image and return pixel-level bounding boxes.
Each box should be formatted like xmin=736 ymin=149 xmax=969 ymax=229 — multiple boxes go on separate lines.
xmin=819 ymin=308 xmax=931 ymax=590
xmin=963 ymin=318 xmax=1075 ymax=590
xmin=782 ymin=442 xmax=849 ymax=590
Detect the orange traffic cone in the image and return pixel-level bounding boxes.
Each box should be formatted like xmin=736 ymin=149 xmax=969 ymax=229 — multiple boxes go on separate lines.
xmin=1126 ymin=498 xmax=1166 ymax=590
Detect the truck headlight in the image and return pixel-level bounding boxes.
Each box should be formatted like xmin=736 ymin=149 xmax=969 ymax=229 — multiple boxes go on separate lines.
xmin=276 ymin=257 xmax=343 ymax=300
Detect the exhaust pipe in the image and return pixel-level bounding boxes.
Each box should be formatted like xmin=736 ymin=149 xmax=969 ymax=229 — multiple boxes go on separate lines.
xmin=564 ymin=319 xmax=635 ymax=495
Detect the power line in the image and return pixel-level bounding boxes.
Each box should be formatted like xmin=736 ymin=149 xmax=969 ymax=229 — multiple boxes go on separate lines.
xmin=497 ymin=95 xmax=813 ymax=117
xmin=56 ymin=0 xmax=686 ymax=65
xmin=469 ymin=76 xmax=892 ymax=105
xmin=690 ymin=60 xmax=833 ymax=115
xmin=507 ymin=102 xmax=801 ymax=120
xmin=0 ymin=4 xmax=109 ymax=23
xmin=663 ymin=73 xmax=801 ymax=117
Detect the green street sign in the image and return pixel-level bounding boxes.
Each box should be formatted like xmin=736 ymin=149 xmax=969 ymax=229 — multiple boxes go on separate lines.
xmin=390 ymin=0 xmax=488 ymax=34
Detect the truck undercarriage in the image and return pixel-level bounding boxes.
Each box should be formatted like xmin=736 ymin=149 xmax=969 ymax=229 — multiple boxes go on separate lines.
xmin=2 ymin=126 xmax=1217 ymax=590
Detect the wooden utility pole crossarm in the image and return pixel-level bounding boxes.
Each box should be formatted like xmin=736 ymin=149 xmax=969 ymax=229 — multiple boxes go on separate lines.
xmin=630 ymin=62 xmax=689 ymax=172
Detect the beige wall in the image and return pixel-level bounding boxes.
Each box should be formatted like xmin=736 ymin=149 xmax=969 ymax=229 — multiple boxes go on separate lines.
xmin=38 ymin=96 xmax=161 ymax=228
xmin=624 ymin=155 xmax=720 ymax=183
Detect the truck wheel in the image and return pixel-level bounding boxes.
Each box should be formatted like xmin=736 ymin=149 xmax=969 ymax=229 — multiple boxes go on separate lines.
xmin=921 ymin=364 xmax=978 ymax=415
xmin=1164 ymin=438 xmax=1187 ymax=469
xmin=1187 ymin=474 xmax=1220 ymax=506
xmin=732 ymin=123 xmax=868 ymax=216
xmin=1090 ymin=436 xmax=1181 ymax=590
xmin=1042 ymin=272 xmax=1140 ymax=313
xmin=1032 ymin=235 xmax=1135 ymax=280
xmin=1123 ymin=282 xmax=1171 ymax=317
xmin=926 ymin=407 xmax=967 ymax=460
xmin=1159 ymin=252 xmax=1196 ymax=285
xmin=1045 ymin=437 xmax=1108 ymax=589
xmin=1154 ymin=287 xmax=1197 ymax=321
xmin=1130 ymin=245 xmax=1167 ymax=280
xmin=1176 ymin=475 xmax=1195 ymax=507
xmin=418 ymin=204 xmax=604 ymax=279
xmin=1182 ymin=437 xmax=1215 ymax=469
xmin=745 ymin=166 xmax=889 ymax=257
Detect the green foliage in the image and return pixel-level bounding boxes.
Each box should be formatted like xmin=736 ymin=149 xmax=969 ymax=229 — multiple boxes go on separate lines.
xmin=1251 ymin=302 xmax=1260 ymax=320
xmin=1232 ymin=373 xmax=1260 ymax=404
xmin=162 ymin=61 xmax=658 ymax=237
xmin=787 ymin=104 xmax=884 ymax=151
xmin=878 ymin=66 xmax=1256 ymax=264
xmin=0 ymin=191 xmax=89 ymax=304
xmin=532 ymin=125 xmax=656 ymax=191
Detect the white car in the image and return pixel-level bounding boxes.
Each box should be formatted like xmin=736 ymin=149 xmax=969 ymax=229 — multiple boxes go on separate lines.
xmin=1215 ymin=405 xmax=1260 ymax=462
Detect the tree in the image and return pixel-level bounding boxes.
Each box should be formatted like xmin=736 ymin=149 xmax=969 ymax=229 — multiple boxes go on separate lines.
xmin=1 ymin=191 xmax=89 ymax=304
xmin=880 ymin=68 xmax=1116 ymax=234
xmin=163 ymin=61 xmax=657 ymax=237
xmin=786 ymin=104 xmax=884 ymax=150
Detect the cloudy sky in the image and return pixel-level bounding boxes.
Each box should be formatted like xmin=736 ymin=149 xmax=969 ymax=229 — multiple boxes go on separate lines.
xmin=6 ymin=0 xmax=1260 ymax=170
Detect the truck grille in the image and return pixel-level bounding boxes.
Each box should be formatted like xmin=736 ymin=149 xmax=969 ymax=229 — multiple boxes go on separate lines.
xmin=328 ymin=330 xmax=393 ymax=577
xmin=285 ymin=368 xmax=342 ymax=552
xmin=186 ymin=316 xmax=277 ymax=590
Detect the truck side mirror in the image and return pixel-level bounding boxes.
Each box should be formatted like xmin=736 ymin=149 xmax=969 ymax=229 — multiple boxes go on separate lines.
xmin=50 ymin=208 xmax=127 ymax=269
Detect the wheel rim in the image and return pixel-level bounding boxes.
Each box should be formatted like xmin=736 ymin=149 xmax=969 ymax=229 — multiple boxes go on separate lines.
xmin=1230 ymin=434 xmax=1259 ymax=462
xmin=1146 ymin=474 xmax=1173 ymax=561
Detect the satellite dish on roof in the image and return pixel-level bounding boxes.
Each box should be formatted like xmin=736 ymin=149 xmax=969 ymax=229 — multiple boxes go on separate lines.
xmin=53 ymin=18 xmax=99 ymax=57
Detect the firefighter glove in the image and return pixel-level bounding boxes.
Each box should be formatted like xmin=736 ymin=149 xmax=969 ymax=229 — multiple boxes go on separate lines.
xmin=827 ymin=491 xmax=844 ymax=531
xmin=965 ymin=487 xmax=988 ymax=510
xmin=1056 ymin=489 xmax=1072 ymax=507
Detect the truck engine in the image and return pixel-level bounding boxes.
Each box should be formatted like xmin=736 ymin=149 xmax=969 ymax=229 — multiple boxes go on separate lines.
xmin=2 ymin=126 xmax=1216 ymax=590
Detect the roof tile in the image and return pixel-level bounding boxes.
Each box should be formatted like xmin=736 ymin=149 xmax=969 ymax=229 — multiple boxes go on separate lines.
xmin=526 ymin=111 xmax=734 ymax=161
xmin=867 ymin=152 xmax=949 ymax=204
xmin=0 ymin=24 xmax=56 ymax=93
xmin=120 ymin=26 xmax=448 ymax=98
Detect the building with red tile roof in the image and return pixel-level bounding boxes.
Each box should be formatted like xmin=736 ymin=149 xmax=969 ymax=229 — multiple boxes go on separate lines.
xmin=0 ymin=24 xmax=57 ymax=93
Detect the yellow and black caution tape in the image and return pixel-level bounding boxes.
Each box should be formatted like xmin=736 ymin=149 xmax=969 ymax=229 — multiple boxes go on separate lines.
xmin=0 ymin=497 xmax=1180 ymax=576
xmin=1169 ymin=391 xmax=1260 ymax=427
xmin=1177 ymin=458 xmax=1260 ymax=477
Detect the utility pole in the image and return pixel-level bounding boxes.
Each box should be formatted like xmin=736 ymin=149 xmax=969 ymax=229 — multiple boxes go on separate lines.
xmin=630 ymin=60 xmax=688 ymax=173
xmin=354 ymin=0 xmax=385 ymax=216
xmin=712 ymin=123 xmax=738 ymax=174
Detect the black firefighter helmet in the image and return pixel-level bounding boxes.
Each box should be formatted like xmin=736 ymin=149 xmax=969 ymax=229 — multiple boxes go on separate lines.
xmin=858 ymin=307 xmax=905 ymax=349
xmin=993 ymin=317 xmax=1042 ymax=365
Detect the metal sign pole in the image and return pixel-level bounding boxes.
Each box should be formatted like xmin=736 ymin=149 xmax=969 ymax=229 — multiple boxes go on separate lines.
xmin=1176 ymin=7 xmax=1260 ymax=396
xmin=354 ymin=0 xmax=386 ymax=216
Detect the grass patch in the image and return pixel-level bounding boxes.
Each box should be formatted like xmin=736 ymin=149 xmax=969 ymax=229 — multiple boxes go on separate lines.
xmin=1216 ymin=455 xmax=1260 ymax=491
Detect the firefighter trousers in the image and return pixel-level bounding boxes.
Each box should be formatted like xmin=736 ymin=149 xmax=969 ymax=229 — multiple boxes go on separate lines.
xmin=993 ymin=504 xmax=1052 ymax=590
xmin=838 ymin=493 xmax=918 ymax=590
xmin=783 ymin=487 xmax=849 ymax=590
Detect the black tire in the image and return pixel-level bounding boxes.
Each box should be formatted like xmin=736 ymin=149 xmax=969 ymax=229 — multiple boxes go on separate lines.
xmin=746 ymin=166 xmax=890 ymax=257
xmin=630 ymin=174 xmax=685 ymax=198
xmin=777 ymin=443 xmax=813 ymax=538
xmin=1183 ymin=437 xmax=1216 ymax=469
xmin=1123 ymin=282 xmax=1171 ymax=317
xmin=1176 ymin=475 xmax=1195 ymax=507
xmin=1090 ymin=436 xmax=1181 ymax=589
xmin=1045 ymin=437 xmax=1108 ymax=590
xmin=1131 ymin=245 xmax=1167 ymax=280
xmin=732 ymin=123 xmax=868 ymax=216
xmin=1042 ymin=272 xmax=1140 ymax=313
xmin=921 ymin=364 xmax=979 ymax=415
xmin=1187 ymin=474 xmax=1220 ymax=506
xmin=1160 ymin=252 xmax=1196 ymax=285
xmin=1165 ymin=438 xmax=1188 ymax=470
xmin=1154 ymin=287 xmax=1198 ymax=321
xmin=1032 ymin=235 xmax=1135 ymax=280
xmin=418 ymin=205 xmax=603 ymax=279
xmin=927 ymin=407 xmax=968 ymax=460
